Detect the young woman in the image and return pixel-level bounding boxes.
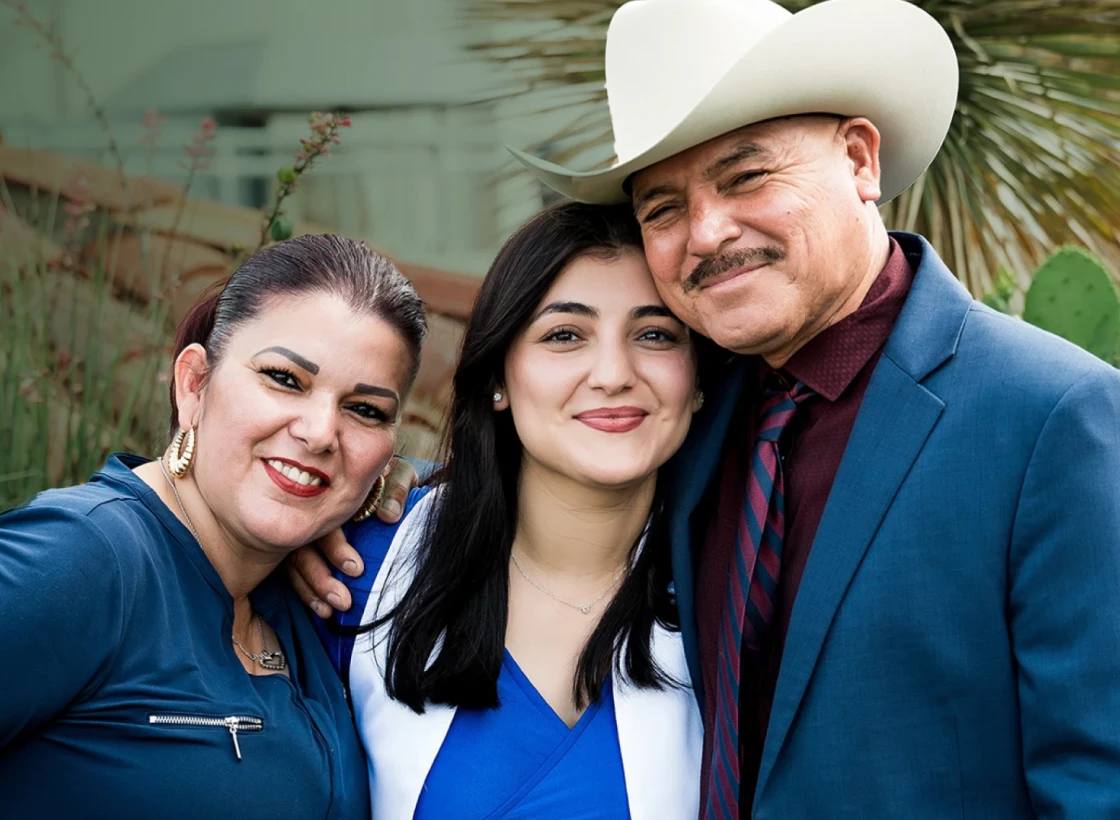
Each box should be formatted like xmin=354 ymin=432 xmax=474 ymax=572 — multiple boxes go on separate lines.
xmin=307 ymin=203 xmax=705 ymax=819
xmin=0 ymin=235 xmax=426 ymax=820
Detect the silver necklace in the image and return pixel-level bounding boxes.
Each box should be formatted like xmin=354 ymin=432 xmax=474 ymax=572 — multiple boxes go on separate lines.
xmin=510 ymin=550 xmax=625 ymax=615
xmin=158 ymin=457 xmax=287 ymax=671
xmin=231 ymin=616 xmax=288 ymax=671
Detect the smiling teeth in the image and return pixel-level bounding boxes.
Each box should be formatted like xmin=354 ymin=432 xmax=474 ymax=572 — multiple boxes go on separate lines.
xmin=266 ymin=459 xmax=323 ymax=487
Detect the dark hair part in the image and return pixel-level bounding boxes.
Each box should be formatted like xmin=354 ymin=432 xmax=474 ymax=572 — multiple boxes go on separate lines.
xmin=169 ymin=234 xmax=427 ymax=434
xmin=378 ymin=201 xmax=681 ymax=714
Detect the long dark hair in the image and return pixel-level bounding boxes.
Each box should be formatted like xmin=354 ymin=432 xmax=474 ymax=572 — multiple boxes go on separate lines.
xmin=379 ymin=201 xmax=683 ymax=714
xmin=169 ymin=234 xmax=427 ymax=434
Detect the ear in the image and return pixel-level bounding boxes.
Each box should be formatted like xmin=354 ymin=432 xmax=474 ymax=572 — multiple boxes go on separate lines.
xmin=173 ymin=344 xmax=210 ymax=430
xmin=492 ymin=383 xmax=510 ymax=412
xmin=839 ymin=117 xmax=882 ymax=203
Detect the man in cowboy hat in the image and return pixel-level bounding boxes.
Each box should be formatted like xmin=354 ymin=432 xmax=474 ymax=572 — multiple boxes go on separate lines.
xmin=295 ymin=0 xmax=1120 ymax=816
xmin=521 ymin=0 xmax=1120 ymax=814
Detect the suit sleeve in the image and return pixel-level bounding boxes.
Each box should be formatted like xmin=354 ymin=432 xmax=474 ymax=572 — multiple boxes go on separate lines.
xmin=0 ymin=504 xmax=125 ymax=746
xmin=1010 ymin=366 xmax=1120 ymax=817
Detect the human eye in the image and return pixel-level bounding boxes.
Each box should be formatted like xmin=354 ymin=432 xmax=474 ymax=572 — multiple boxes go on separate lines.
xmin=729 ymin=169 xmax=766 ymax=188
xmin=541 ymin=326 xmax=584 ymax=345
xmin=636 ymin=326 xmax=682 ymax=346
xmin=261 ymin=367 xmax=301 ymax=390
xmin=346 ymin=402 xmax=390 ymax=422
xmin=640 ymin=203 xmax=677 ymax=226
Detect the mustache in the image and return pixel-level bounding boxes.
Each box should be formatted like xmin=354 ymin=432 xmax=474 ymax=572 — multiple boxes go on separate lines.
xmin=684 ymin=246 xmax=785 ymax=292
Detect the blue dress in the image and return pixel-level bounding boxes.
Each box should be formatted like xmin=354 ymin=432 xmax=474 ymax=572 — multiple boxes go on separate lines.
xmin=0 ymin=454 xmax=369 ymax=820
xmin=315 ymin=488 xmax=633 ymax=819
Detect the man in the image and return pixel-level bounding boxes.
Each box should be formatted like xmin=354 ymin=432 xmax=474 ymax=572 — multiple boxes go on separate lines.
xmin=298 ymin=0 xmax=1120 ymax=816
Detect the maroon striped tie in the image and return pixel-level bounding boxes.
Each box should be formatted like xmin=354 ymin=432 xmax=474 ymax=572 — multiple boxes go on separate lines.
xmin=704 ymin=377 xmax=815 ymax=819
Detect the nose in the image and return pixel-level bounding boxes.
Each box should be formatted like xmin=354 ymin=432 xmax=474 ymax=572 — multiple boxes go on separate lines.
xmin=685 ymin=197 xmax=742 ymax=260
xmin=289 ymin=394 xmax=340 ymax=454
xmin=586 ymin=336 xmax=637 ymax=395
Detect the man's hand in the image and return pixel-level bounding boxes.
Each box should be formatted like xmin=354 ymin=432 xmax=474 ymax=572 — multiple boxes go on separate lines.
xmin=288 ymin=455 xmax=420 ymax=618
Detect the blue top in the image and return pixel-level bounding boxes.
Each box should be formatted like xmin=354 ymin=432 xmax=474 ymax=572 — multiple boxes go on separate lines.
xmin=0 ymin=454 xmax=369 ymax=820
xmin=415 ymin=650 xmax=631 ymax=820
xmin=315 ymin=488 xmax=631 ymax=819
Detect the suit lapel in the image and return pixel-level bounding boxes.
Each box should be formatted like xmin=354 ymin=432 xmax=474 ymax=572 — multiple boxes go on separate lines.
xmin=350 ymin=491 xmax=459 ymax=820
xmin=753 ymin=234 xmax=973 ymax=804
xmin=614 ymin=626 xmax=704 ymax=820
xmin=667 ymin=357 xmax=750 ymax=701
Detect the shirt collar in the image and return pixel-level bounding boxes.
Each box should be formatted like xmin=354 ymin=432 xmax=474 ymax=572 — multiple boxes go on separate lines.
xmin=779 ymin=238 xmax=914 ymax=401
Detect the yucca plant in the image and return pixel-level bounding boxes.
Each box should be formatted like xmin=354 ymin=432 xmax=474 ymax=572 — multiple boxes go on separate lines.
xmin=470 ymin=0 xmax=1120 ymax=295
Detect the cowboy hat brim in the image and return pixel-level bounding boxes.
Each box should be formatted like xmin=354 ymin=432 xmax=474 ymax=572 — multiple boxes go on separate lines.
xmin=507 ymin=0 xmax=959 ymax=205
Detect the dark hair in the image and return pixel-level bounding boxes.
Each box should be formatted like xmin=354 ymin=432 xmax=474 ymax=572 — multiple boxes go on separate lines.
xmin=169 ymin=234 xmax=427 ymax=434
xmin=379 ymin=201 xmax=682 ymax=713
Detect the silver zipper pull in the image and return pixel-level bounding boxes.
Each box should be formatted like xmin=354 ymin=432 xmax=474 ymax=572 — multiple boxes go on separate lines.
xmin=225 ymin=717 xmax=243 ymax=761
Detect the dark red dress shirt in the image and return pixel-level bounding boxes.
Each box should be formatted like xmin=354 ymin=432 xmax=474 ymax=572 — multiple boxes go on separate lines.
xmin=695 ymin=239 xmax=915 ymax=809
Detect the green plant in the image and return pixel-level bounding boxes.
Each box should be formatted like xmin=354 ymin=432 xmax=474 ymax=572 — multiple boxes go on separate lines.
xmin=1022 ymin=247 xmax=1120 ymax=365
xmin=469 ymin=0 xmax=1120 ymax=296
xmin=981 ymin=267 xmax=1019 ymax=314
xmin=0 ymin=5 xmax=354 ymax=508
xmin=252 ymin=112 xmax=352 ymax=256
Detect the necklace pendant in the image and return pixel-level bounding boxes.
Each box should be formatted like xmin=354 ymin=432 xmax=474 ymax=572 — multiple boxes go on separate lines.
xmin=580 ymin=604 xmax=591 ymax=614
xmin=259 ymin=651 xmax=287 ymax=671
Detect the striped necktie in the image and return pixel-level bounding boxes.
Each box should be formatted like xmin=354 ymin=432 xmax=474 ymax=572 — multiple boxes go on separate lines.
xmin=705 ymin=377 xmax=815 ymax=819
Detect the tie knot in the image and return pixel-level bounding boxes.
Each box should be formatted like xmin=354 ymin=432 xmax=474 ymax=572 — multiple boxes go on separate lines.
xmin=757 ymin=380 xmax=814 ymax=442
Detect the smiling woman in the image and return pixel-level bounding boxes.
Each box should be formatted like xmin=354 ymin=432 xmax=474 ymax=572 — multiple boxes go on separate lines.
xmin=304 ymin=203 xmax=705 ymax=820
xmin=0 ymin=235 xmax=426 ymax=820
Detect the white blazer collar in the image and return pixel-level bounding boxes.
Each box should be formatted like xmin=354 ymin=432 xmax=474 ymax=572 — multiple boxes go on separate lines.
xmin=349 ymin=491 xmax=701 ymax=820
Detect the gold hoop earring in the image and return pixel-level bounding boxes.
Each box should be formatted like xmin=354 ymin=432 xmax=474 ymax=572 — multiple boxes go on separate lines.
xmin=353 ymin=475 xmax=386 ymax=523
xmin=167 ymin=427 xmax=196 ymax=478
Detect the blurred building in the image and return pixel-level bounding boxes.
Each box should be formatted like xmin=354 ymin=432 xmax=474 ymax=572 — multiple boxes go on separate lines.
xmin=0 ymin=0 xmax=562 ymax=275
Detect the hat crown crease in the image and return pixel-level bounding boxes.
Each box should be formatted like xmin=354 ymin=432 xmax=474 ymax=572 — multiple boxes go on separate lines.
xmin=606 ymin=0 xmax=794 ymax=161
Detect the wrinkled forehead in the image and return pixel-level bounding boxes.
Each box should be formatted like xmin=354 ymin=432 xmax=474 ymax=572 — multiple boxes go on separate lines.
xmin=628 ymin=115 xmax=841 ymax=200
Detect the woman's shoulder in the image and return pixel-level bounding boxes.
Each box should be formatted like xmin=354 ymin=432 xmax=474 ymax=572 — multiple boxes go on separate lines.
xmin=2 ymin=458 xmax=166 ymax=575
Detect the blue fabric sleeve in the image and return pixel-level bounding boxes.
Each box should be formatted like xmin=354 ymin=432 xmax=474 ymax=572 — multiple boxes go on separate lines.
xmin=1009 ymin=367 xmax=1120 ymax=817
xmin=312 ymin=486 xmax=433 ymax=682
xmin=0 ymin=503 xmax=125 ymax=746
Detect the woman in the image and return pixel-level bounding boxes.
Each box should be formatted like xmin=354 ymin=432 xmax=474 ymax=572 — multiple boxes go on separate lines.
xmin=310 ymin=202 xmax=705 ymax=819
xmin=0 ymin=235 xmax=426 ymax=819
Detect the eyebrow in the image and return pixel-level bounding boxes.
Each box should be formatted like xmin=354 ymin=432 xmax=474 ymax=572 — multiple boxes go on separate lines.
xmin=631 ymin=305 xmax=680 ymax=321
xmin=354 ymin=384 xmax=400 ymax=403
xmin=703 ymin=141 xmax=769 ymax=182
xmin=533 ymin=302 xmax=679 ymax=322
xmin=632 ymin=183 xmax=680 ymax=216
xmin=533 ymin=301 xmax=598 ymax=321
xmin=253 ymin=346 xmax=319 ymax=375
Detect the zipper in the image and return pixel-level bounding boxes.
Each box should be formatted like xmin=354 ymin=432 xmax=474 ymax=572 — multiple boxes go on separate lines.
xmin=148 ymin=714 xmax=264 ymax=761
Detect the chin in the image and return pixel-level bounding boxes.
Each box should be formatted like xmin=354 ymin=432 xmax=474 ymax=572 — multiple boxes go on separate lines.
xmin=240 ymin=506 xmax=330 ymax=552
xmin=573 ymin=462 xmax=657 ymax=491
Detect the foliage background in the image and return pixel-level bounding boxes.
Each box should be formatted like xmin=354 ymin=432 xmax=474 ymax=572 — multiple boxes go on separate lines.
xmin=469 ymin=0 xmax=1120 ymax=296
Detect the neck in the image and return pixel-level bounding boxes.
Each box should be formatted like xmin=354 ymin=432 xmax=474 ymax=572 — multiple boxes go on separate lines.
xmin=763 ymin=219 xmax=891 ymax=369
xmin=513 ymin=459 xmax=656 ymax=579
xmin=140 ymin=459 xmax=284 ymax=601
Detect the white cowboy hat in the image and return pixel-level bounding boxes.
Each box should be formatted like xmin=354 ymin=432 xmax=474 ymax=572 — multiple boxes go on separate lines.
xmin=508 ymin=0 xmax=959 ymax=205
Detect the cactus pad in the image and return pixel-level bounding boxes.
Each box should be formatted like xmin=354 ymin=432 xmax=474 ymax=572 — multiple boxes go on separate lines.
xmin=1023 ymin=247 xmax=1120 ymax=364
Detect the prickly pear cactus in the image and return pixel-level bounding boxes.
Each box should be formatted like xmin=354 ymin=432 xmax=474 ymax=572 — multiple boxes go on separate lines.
xmin=1022 ymin=247 xmax=1120 ymax=365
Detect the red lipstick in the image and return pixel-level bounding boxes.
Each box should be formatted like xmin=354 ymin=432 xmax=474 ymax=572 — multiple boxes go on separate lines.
xmin=575 ymin=406 xmax=648 ymax=433
xmin=263 ymin=457 xmax=330 ymax=498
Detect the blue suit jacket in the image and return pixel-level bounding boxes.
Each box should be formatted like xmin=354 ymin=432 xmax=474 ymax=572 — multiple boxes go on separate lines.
xmin=668 ymin=234 xmax=1120 ymax=818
